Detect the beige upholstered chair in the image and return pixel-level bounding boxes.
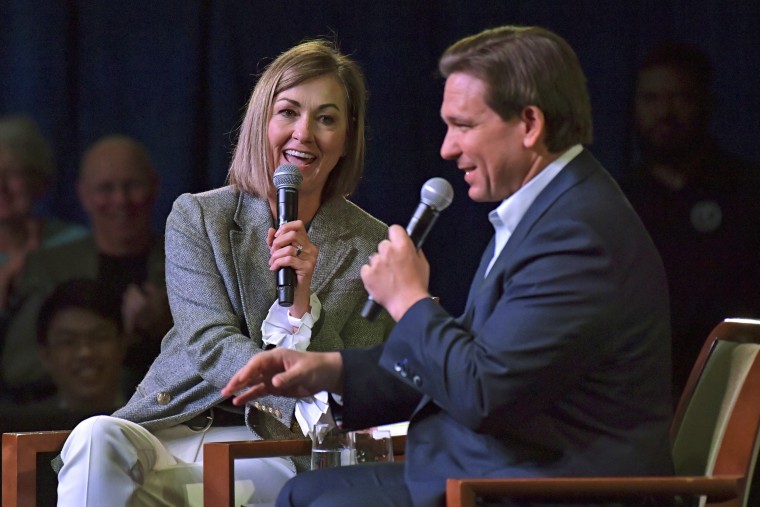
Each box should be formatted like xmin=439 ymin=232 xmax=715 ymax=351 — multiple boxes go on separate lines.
xmin=447 ymin=318 xmax=760 ymax=507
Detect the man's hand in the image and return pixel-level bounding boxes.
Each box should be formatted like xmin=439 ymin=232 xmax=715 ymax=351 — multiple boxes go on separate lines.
xmin=361 ymin=224 xmax=431 ymax=321
xmin=222 ymin=348 xmax=344 ymax=406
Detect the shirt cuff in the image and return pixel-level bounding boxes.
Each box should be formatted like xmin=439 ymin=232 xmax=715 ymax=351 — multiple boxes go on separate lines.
xmin=287 ymin=293 xmax=322 ymax=331
xmin=261 ymin=293 xmax=322 ymax=351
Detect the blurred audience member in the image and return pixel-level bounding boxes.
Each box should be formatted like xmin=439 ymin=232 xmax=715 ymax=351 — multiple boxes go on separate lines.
xmin=1 ymin=135 xmax=171 ymax=400
xmin=0 ymin=278 xmax=127 ymax=432
xmin=620 ymin=42 xmax=760 ymax=398
xmin=37 ymin=278 xmax=127 ymax=413
xmin=0 ymin=115 xmax=87 ymax=401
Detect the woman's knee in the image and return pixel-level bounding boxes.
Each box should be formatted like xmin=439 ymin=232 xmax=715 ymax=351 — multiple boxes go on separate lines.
xmin=70 ymin=415 xmax=124 ymax=439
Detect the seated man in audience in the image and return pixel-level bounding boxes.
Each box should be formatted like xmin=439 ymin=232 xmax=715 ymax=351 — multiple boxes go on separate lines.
xmin=2 ymin=135 xmax=171 ymax=398
xmin=0 ymin=278 xmax=127 ymax=432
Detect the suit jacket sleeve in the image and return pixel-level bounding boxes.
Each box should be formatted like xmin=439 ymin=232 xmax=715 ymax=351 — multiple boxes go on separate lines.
xmin=378 ymin=167 xmax=670 ymax=437
xmin=338 ymin=345 xmax=422 ymax=430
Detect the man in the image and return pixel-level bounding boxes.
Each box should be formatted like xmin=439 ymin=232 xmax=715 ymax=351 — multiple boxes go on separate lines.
xmin=620 ymin=42 xmax=760 ymax=398
xmin=3 ymin=135 xmax=171 ymax=395
xmin=36 ymin=278 xmax=127 ymax=414
xmin=223 ymin=26 xmax=674 ymax=507
xmin=0 ymin=278 xmax=126 ymax=430
xmin=0 ymin=278 xmax=129 ymax=506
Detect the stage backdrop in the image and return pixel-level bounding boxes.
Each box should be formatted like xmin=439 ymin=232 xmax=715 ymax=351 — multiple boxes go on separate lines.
xmin=2 ymin=0 xmax=758 ymax=314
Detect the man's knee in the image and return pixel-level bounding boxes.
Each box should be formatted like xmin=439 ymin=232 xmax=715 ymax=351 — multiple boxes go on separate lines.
xmin=275 ymin=473 xmax=303 ymax=507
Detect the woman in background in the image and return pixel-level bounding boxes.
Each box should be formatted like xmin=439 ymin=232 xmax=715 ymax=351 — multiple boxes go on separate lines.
xmin=0 ymin=115 xmax=87 ymax=401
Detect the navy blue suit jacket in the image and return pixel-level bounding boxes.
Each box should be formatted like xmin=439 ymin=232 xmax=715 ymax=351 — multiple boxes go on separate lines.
xmin=340 ymin=149 xmax=674 ymax=507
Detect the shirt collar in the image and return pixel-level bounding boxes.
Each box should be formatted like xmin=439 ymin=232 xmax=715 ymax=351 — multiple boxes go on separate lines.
xmin=489 ymin=144 xmax=583 ymax=234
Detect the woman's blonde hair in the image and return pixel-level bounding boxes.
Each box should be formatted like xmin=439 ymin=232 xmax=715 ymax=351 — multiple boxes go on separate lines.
xmin=228 ymin=40 xmax=367 ymax=201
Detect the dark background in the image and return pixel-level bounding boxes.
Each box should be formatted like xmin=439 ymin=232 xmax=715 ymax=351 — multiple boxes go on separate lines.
xmin=2 ymin=0 xmax=758 ymax=315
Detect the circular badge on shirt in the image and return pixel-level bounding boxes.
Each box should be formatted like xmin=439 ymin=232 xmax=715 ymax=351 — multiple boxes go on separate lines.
xmin=690 ymin=200 xmax=722 ymax=233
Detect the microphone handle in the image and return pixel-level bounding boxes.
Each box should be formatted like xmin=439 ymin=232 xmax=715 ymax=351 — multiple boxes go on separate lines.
xmin=361 ymin=204 xmax=440 ymax=320
xmin=277 ymin=187 xmax=298 ymax=307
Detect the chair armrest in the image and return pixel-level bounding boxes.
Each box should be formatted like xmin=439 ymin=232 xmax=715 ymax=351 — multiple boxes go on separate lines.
xmin=2 ymin=431 xmax=71 ymax=507
xmin=203 ymin=439 xmax=311 ymax=507
xmin=446 ymin=475 xmax=744 ymax=507
xmin=202 ymin=434 xmax=406 ymax=507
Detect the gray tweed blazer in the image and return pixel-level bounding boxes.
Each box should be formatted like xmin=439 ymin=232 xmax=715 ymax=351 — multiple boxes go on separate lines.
xmin=111 ymin=187 xmax=393 ymax=439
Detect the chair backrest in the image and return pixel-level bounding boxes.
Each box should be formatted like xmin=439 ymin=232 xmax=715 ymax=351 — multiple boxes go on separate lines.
xmin=670 ymin=319 xmax=760 ymax=497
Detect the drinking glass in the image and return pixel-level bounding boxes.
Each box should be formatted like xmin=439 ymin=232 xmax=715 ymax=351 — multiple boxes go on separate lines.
xmin=350 ymin=427 xmax=394 ymax=463
xmin=310 ymin=423 xmax=355 ymax=470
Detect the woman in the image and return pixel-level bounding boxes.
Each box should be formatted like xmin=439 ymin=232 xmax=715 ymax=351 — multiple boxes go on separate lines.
xmin=0 ymin=116 xmax=87 ymax=315
xmin=0 ymin=115 xmax=87 ymax=401
xmin=56 ymin=40 xmax=393 ymax=506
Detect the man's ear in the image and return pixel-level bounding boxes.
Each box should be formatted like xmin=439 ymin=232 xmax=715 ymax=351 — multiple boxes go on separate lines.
xmin=520 ymin=105 xmax=546 ymax=149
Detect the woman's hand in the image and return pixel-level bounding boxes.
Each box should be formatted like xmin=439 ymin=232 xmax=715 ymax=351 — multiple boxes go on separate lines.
xmin=267 ymin=220 xmax=318 ymax=317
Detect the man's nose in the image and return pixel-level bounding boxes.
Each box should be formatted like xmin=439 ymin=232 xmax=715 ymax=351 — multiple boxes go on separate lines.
xmin=440 ymin=130 xmax=460 ymax=160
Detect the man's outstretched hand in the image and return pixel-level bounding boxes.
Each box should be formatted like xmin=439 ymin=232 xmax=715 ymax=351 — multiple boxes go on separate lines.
xmin=222 ymin=348 xmax=344 ymax=406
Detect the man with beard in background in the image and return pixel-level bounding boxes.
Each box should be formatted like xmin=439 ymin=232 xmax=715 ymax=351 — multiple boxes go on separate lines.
xmin=620 ymin=42 xmax=760 ymax=400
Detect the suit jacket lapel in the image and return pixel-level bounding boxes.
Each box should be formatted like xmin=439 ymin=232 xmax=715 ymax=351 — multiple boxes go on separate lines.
xmin=471 ymin=149 xmax=599 ymax=301
xmin=463 ymin=236 xmax=495 ymax=316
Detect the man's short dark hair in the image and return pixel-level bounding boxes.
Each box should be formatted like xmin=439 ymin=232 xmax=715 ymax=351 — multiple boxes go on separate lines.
xmin=37 ymin=279 xmax=123 ymax=346
xmin=638 ymin=42 xmax=712 ymax=90
xmin=439 ymin=25 xmax=593 ymax=153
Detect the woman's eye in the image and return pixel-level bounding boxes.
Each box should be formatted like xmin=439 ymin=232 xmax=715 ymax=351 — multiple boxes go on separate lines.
xmin=278 ymin=109 xmax=296 ymax=118
xmin=319 ymin=115 xmax=336 ymax=126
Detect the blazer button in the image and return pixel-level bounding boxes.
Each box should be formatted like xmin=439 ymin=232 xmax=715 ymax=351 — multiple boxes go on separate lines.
xmin=156 ymin=392 xmax=172 ymax=405
xmin=412 ymin=375 xmax=423 ymax=387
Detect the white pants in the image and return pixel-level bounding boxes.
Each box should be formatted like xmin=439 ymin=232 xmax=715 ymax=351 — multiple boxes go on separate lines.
xmin=57 ymin=415 xmax=295 ymax=507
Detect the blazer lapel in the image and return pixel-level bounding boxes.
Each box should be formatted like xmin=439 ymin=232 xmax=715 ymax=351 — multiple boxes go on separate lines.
xmin=306 ymin=199 xmax=355 ymax=294
xmin=230 ymin=192 xmax=276 ymax=344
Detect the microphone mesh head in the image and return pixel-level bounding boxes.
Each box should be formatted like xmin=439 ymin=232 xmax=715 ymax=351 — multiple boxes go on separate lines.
xmin=420 ymin=177 xmax=454 ymax=211
xmin=273 ymin=164 xmax=303 ymax=189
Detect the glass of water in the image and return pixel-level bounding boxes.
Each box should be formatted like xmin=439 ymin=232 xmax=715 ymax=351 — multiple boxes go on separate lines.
xmin=350 ymin=428 xmax=394 ymax=463
xmin=310 ymin=423 xmax=355 ymax=470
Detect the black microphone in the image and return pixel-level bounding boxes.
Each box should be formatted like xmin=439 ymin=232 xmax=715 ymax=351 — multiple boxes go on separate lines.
xmin=361 ymin=177 xmax=454 ymax=320
xmin=273 ymin=164 xmax=303 ymax=307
